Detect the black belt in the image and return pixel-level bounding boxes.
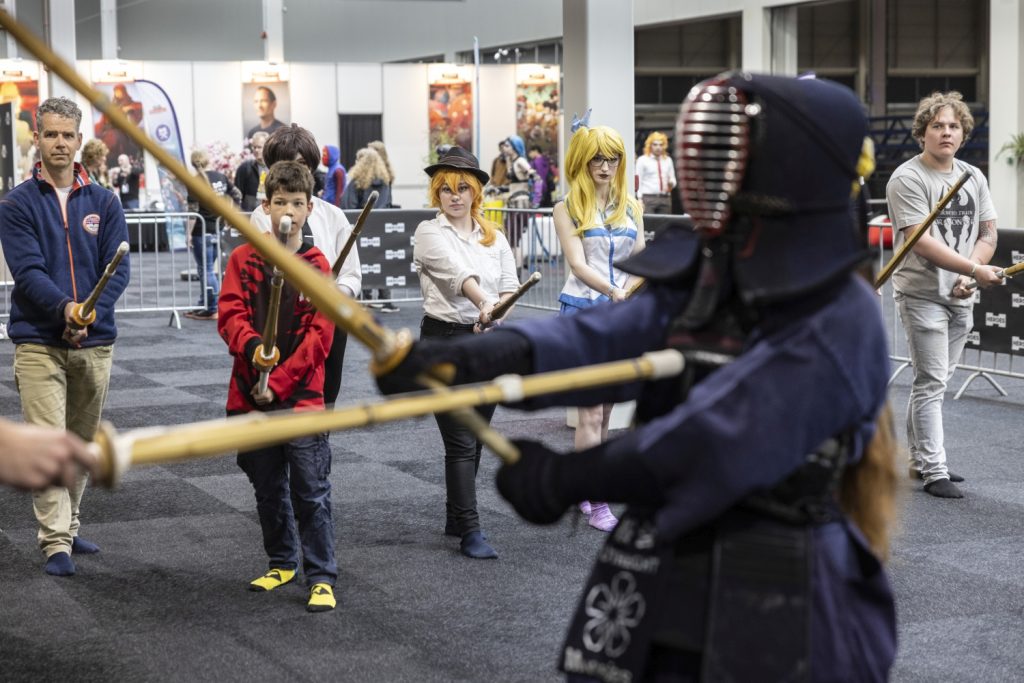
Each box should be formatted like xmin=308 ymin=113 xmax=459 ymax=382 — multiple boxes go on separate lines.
xmin=644 ymin=192 xmax=671 ymax=197
xmin=421 ymin=315 xmax=476 ymax=333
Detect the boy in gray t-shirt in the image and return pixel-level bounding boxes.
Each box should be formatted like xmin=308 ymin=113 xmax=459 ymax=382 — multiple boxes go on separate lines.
xmin=885 ymin=90 xmax=1002 ymax=499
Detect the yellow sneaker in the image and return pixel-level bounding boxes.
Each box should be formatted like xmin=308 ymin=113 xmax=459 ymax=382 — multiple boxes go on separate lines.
xmin=307 ymin=583 xmax=336 ymax=612
xmin=249 ymin=568 xmax=296 ymax=592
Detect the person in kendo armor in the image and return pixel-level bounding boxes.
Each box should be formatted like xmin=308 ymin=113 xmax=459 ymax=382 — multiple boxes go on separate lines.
xmin=377 ymin=73 xmax=899 ymax=682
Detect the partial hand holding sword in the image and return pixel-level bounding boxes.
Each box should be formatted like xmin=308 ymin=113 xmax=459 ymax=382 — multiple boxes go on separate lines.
xmin=481 ymin=272 xmax=542 ymax=327
xmin=65 ymin=241 xmax=129 ymax=345
xmin=966 ymin=260 xmax=1022 ymax=291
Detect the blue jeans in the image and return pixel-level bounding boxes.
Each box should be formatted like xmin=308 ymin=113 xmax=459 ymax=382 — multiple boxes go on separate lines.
xmin=896 ymin=294 xmax=973 ymax=484
xmin=190 ymin=232 xmax=220 ymax=312
xmin=237 ymin=433 xmax=337 ymax=585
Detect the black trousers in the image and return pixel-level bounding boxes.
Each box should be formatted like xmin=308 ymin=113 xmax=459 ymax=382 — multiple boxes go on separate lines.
xmin=420 ymin=315 xmax=497 ymax=536
xmin=323 ymin=326 xmax=348 ymax=406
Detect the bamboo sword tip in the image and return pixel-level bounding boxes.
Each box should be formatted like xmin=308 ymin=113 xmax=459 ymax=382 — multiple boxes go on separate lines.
xmin=643 ymin=349 xmax=686 ymax=379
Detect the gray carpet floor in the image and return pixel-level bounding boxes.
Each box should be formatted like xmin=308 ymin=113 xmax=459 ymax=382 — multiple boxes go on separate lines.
xmin=1 ymin=301 xmax=1022 ymax=682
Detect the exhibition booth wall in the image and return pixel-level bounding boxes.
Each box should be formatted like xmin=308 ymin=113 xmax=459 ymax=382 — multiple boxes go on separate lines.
xmin=8 ymin=60 xmax=552 ymax=210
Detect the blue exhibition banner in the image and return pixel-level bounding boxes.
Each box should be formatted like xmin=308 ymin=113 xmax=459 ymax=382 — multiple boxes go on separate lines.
xmin=93 ymin=80 xmax=189 ymax=250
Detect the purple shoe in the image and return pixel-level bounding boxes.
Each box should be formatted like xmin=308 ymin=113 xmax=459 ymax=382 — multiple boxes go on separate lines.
xmin=588 ymin=503 xmax=618 ymax=532
xmin=579 ymin=501 xmax=592 ymax=516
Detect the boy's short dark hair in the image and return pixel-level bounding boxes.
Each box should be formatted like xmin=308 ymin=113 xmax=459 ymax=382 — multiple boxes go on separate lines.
xmin=264 ymin=160 xmax=314 ymax=200
xmin=263 ymin=124 xmax=320 ymax=171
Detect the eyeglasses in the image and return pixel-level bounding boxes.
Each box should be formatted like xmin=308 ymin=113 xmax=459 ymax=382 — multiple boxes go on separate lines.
xmin=589 ymin=155 xmax=621 ymax=168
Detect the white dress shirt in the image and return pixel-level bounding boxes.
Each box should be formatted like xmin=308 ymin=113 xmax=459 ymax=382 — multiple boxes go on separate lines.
xmin=414 ymin=212 xmax=520 ymax=324
xmin=635 ymin=154 xmax=676 ymax=197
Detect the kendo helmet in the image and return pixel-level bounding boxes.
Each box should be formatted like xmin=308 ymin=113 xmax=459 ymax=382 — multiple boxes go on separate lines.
xmin=675 ymin=72 xmax=872 ymax=303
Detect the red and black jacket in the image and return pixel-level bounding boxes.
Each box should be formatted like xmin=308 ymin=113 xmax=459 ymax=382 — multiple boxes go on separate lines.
xmin=218 ymin=242 xmax=334 ymax=415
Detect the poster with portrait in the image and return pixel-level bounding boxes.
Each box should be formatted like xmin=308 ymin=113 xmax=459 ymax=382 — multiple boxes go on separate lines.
xmin=0 ymin=77 xmax=40 ymax=182
xmin=242 ymin=82 xmax=290 ymax=141
xmin=516 ymin=81 xmax=559 ymax=158
xmin=428 ymin=80 xmax=473 ymax=156
xmin=92 ymin=82 xmax=146 ymax=168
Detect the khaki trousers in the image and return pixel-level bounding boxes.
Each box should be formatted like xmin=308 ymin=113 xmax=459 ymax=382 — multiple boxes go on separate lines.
xmin=13 ymin=343 xmax=114 ymax=557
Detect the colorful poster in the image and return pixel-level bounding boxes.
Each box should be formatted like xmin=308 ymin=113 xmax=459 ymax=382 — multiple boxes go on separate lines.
xmin=0 ymin=78 xmax=40 ymax=182
xmin=93 ymin=82 xmax=146 ymax=168
xmin=428 ymin=80 xmax=473 ymax=156
xmin=516 ymin=81 xmax=559 ymax=158
xmin=93 ymin=80 xmax=189 ymax=249
xmin=242 ymin=82 xmax=290 ymax=140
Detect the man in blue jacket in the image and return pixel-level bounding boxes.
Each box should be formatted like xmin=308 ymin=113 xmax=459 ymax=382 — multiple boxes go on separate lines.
xmin=0 ymin=96 xmax=130 ymax=577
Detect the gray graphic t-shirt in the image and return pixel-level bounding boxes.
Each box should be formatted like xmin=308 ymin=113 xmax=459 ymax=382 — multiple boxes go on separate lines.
xmin=887 ymin=155 xmax=996 ymax=306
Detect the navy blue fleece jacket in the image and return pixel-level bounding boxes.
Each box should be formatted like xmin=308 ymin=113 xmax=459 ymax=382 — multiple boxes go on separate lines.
xmin=0 ymin=163 xmax=130 ymax=347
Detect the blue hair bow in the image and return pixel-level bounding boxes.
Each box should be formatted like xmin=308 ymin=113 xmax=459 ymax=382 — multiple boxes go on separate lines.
xmin=570 ymin=108 xmax=592 ymax=133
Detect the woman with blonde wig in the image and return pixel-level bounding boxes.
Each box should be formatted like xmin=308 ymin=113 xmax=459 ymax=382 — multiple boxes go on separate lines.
xmin=554 ymin=122 xmax=645 ymax=532
xmin=413 ymin=146 xmax=520 ymax=559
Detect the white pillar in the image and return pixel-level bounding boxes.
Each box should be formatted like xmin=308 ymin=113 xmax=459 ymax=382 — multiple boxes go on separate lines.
xmin=989 ymin=0 xmax=1024 ymax=229
xmin=45 ymin=0 xmax=77 ymax=101
xmin=562 ymin=0 xmax=634 ymax=179
xmin=1 ymin=0 xmax=16 ymax=58
xmin=100 ymin=0 xmax=117 ymax=60
xmin=263 ymin=0 xmax=284 ymax=63
xmin=741 ymin=6 xmax=770 ymax=72
xmin=770 ymin=5 xmax=798 ymax=76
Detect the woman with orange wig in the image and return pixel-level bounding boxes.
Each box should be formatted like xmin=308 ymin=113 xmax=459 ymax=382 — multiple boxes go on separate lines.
xmin=413 ymin=146 xmax=521 ymax=559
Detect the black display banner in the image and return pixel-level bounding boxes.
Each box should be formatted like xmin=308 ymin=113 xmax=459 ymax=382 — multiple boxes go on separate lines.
xmin=967 ymin=228 xmax=1024 ymax=356
xmin=342 ymin=209 xmax=436 ymax=290
xmin=0 ymin=102 xmax=16 ymax=198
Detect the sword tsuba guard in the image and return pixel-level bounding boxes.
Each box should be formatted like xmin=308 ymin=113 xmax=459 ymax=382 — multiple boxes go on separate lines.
xmin=68 ymin=303 xmax=96 ymax=328
xmin=369 ymin=328 xmax=415 ymax=377
xmin=252 ymin=344 xmax=281 ymax=371
xmin=91 ymin=420 xmax=130 ymax=488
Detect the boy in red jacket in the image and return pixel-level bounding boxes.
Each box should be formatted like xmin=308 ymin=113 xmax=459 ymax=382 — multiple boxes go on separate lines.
xmin=217 ymin=160 xmax=337 ymax=612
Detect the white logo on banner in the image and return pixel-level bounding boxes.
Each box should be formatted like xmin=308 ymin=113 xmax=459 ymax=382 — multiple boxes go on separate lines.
xmin=1013 ymin=336 xmax=1024 ymax=352
xmin=1012 ymin=249 xmax=1024 ymax=265
xmin=385 ymin=249 xmax=406 ymax=260
xmin=1013 ymin=293 xmax=1024 ymax=309
xmin=972 ymin=290 xmax=981 ymax=304
xmin=385 ymin=222 xmax=406 ymax=234
xmin=361 ymin=263 xmax=381 ymax=274
xmin=967 ymin=330 xmax=981 ymax=345
xmin=986 ymin=312 xmax=1006 ymax=328
xmin=386 ymin=276 xmax=406 ymax=287
xmin=360 ymin=236 xmax=381 ymax=248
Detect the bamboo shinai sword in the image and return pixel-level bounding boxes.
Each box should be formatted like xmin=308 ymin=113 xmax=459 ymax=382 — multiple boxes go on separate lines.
xmin=90 ymin=349 xmax=685 ymax=487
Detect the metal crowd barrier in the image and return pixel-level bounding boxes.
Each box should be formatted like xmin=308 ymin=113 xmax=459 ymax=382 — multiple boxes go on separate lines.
xmin=0 ymin=211 xmax=219 ymax=331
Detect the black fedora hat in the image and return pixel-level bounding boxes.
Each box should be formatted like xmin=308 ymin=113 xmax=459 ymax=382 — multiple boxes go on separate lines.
xmin=424 ymin=146 xmax=490 ymax=185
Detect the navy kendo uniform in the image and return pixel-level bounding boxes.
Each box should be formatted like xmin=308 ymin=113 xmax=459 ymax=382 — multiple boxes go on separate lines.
xmin=378 ymin=73 xmax=897 ymax=682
